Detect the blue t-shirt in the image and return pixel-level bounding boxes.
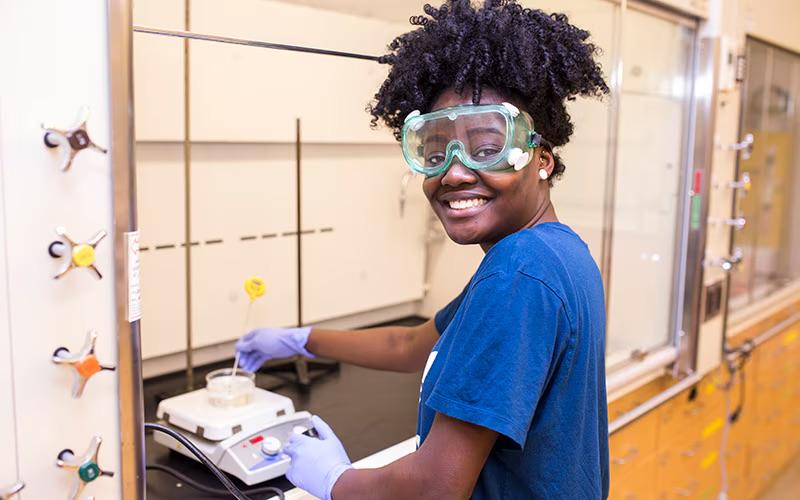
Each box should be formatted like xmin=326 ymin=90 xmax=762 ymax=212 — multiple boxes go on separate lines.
xmin=417 ymin=222 xmax=609 ymax=499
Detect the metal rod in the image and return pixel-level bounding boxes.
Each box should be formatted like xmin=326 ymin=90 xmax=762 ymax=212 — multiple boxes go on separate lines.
xmin=296 ymin=118 xmax=303 ymax=327
xmin=183 ymin=1 xmax=195 ymax=391
xmin=751 ymin=311 xmax=800 ymax=348
xmin=107 ymin=0 xmax=146 ymax=497
xmin=605 ymin=346 xmax=678 ymax=395
xmin=608 ymin=373 xmax=701 ymax=434
xmin=133 ymin=25 xmax=381 ymax=62
xmin=599 ymin=0 xmax=626 ymax=321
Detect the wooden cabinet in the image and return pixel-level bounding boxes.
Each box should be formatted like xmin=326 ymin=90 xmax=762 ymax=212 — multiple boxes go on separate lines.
xmin=609 ymin=454 xmax=658 ymax=500
xmin=608 ymin=314 xmax=800 ymax=500
xmin=610 ymin=412 xmax=659 ymax=482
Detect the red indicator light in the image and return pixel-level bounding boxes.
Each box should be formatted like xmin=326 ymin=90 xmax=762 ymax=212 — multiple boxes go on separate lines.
xmin=693 ymin=171 xmax=703 ymax=194
xmin=249 ymin=436 xmax=264 ymax=445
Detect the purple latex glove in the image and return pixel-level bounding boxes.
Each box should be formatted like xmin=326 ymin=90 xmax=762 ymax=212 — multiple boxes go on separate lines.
xmin=284 ymin=415 xmax=352 ymax=500
xmin=234 ymin=326 xmax=314 ymax=372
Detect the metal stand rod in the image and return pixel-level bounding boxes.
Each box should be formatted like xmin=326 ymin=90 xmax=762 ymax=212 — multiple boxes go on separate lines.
xmin=132 ymin=25 xmax=381 ymax=62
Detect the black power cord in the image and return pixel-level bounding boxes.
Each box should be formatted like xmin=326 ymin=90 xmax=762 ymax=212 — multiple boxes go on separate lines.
xmin=146 ymin=464 xmax=284 ymax=499
xmin=724 ymin=338 xmax=755 ymax=423
xmin=144 ymin=423 xmax=285 ymax=500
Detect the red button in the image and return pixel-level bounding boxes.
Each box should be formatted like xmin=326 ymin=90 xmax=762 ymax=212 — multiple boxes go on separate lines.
xmin=693 ymin=170 xmax=703 ymax=193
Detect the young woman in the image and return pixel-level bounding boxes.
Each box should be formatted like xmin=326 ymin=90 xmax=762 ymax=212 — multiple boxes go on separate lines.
xmin=235 ymin=1 xmax=610 ymax=498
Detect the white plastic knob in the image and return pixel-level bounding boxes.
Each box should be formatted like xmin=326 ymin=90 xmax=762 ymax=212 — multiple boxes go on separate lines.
xmin=507 ymin=147 xmax=523 ymax=166
xmin=261 ymin=437 xmax=282 ymax=456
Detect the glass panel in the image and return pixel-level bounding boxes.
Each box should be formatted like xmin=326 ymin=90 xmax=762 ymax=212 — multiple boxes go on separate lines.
xmin=730 ymin=41 xmax=769 ymax=310
xmin=133 ymin=0 xmax=431 ymax=359
xmin=531 ymin=0 xmax=617 ymax=265
xmin=731 ymin=40 xmax=800 ymax=313
xmin=606 ymin=9 xmax=695 ymax=365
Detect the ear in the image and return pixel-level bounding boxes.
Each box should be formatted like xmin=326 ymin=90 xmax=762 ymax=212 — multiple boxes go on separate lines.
xmin=536 ymin=148 xmax=555 ymax=178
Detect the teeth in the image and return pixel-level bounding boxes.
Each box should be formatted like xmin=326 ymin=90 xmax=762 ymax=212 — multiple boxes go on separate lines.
xmin=448 ymin=198 xmax=488 ymax=210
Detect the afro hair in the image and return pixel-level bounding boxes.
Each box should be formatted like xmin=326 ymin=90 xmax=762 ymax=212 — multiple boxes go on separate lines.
xmin=369 ymin=0 xmax=610 ymax=181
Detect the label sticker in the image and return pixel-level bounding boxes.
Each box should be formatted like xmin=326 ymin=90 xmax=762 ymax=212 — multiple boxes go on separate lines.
xmin=126 ymin=231 xmax=142 ymax=322
xmin=702 ymin=417 xmax=724 ymax=439
xmin=701 ymin=450 xmax=718 ymax=470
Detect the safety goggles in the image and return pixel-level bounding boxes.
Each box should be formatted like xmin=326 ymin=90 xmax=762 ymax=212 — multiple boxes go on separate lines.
xmin=400 ymin=102 xmax=543 ymax=177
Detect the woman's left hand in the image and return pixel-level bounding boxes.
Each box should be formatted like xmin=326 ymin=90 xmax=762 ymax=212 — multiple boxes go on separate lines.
xmin=284 ymin=415 xmax=353 ymax=500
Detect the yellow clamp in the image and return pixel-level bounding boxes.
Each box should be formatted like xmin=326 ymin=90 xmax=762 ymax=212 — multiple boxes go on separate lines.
xmin=72 ymin=244 xmax=96 ymax=268
xmin=244 ymin=276 xmax=266 ymax=302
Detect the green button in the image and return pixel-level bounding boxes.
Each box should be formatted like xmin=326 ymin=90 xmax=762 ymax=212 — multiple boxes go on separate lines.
xmin=690 ymin=195 xmax=702 ymax=230
xmin=78 ymin=462 xmax=100 ymax=482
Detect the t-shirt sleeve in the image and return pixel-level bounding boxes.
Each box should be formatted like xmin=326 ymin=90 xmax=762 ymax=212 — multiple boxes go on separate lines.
xmin=423 ymin=271 xmax=572 ymax=448
xmin=433 ymin=284 xmax=468 ymax=335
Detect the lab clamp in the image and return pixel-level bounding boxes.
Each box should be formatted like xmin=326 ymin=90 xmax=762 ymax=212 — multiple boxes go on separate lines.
xmin=52 ymin=330 xmax=116 ymax=398
xmin=48 ymin=226 xmax=107 ymax=280
xmin=42 ymin=107 xmax=107 ymax=172
xmin=56 ymin=436 xmax=114 ymax=500
xmin=0 ymin=482 xmax=24 ymax=500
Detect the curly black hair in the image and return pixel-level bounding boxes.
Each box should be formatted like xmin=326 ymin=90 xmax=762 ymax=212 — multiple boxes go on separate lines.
xmin=369 ymin=0 xmax=609 ymax=182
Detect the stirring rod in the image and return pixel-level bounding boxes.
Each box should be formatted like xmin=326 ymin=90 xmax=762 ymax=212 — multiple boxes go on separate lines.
xmin=232 ymin=351 xmax=240 ymax=377
xmin=232 ymin=300 xmax=255 ymax=375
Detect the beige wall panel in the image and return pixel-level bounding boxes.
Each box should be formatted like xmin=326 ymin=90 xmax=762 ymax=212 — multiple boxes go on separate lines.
xmin=745 ymin=0 xmax=800 ymax=54
xmin=136 ymin=143 xmax=185 ymax=245
xmin=190 ymin=143 xmax=296 ymax=240
xmin=132 ymin=0 xmax=184 ymax=141
xmin=136 ymin=143 xmax=188 ymax=359
xmin=191 ymin=237 xmax=299 ymax=348
xmin=189 ymin=43 xmax=392 ymax=143
xmin=190 ymin=143 xmax=298 ymax=347
xmin=191 ymin=0 xmax=397 ymax=54
xmin=133 ymin=0 xmax=184 ymax=29
xmin=137 ymin=142 xmax=300 ymax=353
xmin=189 ymin=0 xmax=398 ymax=143
xmin=133 ymin=35 xmax=184 ymax=142
xmin=300 ymin=144 xmax=428 ymax=322
xmin=140 ymin=249 xmax=188 ymax=359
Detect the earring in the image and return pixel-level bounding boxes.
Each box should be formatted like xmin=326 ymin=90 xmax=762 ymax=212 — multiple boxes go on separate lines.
xmin=538 ymin=168 xmax=549 ymax=180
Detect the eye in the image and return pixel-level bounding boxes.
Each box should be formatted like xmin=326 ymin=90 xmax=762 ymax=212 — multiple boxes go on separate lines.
xmin=426 ymin=153 xmax=446 ymax=166
xmin=473 ymin=146 xmax=502 ymax=159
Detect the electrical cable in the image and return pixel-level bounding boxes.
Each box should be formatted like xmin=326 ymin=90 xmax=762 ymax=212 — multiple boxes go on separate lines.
xmin=145 ymin=423 xmax=263 ymax=500
xmin=717 ymin=338 xmax=756 ymax=499
xmin=146 ymin=463 xmax=284 ymax=500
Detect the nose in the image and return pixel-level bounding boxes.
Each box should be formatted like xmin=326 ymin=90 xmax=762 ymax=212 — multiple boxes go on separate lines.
xmin=440 ymin=157 xmax=478 ymax=187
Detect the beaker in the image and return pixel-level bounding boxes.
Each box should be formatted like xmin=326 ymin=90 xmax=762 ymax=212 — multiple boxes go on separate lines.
xmin=205 ymin=368 xmax=255 ymax=407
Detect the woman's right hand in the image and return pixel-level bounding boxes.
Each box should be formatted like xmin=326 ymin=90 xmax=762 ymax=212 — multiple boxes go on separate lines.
xmin=235 ymin=326 xmax=314 ymax=372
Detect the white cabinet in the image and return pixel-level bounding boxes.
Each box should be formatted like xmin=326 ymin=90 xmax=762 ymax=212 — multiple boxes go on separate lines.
xmin=301 ymin=144 xmax=428 ymax=322
xmin=0 ymin=0 xmax=123 ymax=497
xmin=0 ymin=150 xmax=19 ymax=493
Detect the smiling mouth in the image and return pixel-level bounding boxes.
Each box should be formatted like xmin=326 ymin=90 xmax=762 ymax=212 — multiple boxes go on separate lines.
xmin=446 ymin=197 xmax=489 ymax=210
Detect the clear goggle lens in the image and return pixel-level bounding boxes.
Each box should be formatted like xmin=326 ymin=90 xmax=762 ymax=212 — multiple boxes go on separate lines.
xmin=401 ymin=103 xmax=539 ymax=177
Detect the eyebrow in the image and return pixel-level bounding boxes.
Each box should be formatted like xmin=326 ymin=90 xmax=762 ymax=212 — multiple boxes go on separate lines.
xmin=423 ymin=127 xmax=504 ymax=145
xmin=466 ymin=127 xmax=504 ymax=137
xmin=423 ymin=134 xmax=449 ymax=144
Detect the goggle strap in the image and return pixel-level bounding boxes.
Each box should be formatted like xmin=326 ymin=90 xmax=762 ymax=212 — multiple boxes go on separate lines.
xmin=528 ymin=131 xmax=543 ymax=148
